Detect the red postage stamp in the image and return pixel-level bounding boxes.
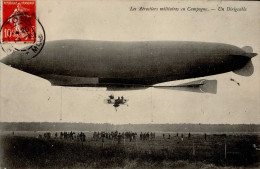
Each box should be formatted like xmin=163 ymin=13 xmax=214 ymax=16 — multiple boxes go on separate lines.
xmin=2 ymin=0 xmax=36 ymax=43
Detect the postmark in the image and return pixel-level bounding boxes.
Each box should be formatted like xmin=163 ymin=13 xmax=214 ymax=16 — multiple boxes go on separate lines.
xmin=1 ymin=0 xmax=45 ymax=59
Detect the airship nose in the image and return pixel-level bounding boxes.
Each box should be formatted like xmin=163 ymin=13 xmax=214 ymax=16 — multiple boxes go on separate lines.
xmin=0 ymin=52 xmax=27 ymax=70
xmin=0 ymin=51 xmax=45 ymax=78
xmin=0 ymin=57 xmax=7 ymax=64
xmin=0 ymin=54 xmax=13 ymax=66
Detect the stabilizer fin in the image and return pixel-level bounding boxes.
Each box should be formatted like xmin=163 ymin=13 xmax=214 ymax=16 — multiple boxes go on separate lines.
xmin=153 ymin=79 xmax=217 ymax=94
xmin=241 ymin=46 xmax=253 ymax=53
xmin=241 ymin=46 xmax=257 ymax=58
xmin=233 ymin=60 xmax=254 ymax=76
xmin=243 ymin=53 xmax=257 ymax=59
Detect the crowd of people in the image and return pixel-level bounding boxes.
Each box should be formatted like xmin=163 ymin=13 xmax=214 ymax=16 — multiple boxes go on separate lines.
xmin=92 ymin=131 xmax=156 ymax=143
xmin=39 ymin=131 xmax=86 ymax=142
xmin=38 ymin=131 xmax=207 ymax=143
xmin=139 ymin=132 xmax=156 ymax=140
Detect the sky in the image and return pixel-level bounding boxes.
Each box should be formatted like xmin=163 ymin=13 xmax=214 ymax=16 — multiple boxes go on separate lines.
xmin=0 ymin=0 xmax=260 ymax=124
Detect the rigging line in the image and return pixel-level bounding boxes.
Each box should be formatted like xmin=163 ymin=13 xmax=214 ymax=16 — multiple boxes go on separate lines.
xmin=60 ymin=87 xmax=62 ymax=121
xmin=151 ymin=88 xmax=153 ymax=123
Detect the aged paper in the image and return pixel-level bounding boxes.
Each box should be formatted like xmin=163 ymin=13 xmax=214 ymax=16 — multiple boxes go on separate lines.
xmin=0 ymin=0 xmax=259 ymax=168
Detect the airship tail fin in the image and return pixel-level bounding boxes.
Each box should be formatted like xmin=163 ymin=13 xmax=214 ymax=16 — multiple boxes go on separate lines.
xmin=154 ymin=79 xmax=217 ymax=94
xmin=243 ymin=52 xmax=257 ymax=59
xmin=232 ymin=46 xmax=257 ymax=76
xmin=233 ymin=60 xmax=254 ymax=76
xmin=241 ymin=46 xmax=257 ymax=58
xmin=241 ymin=46 xmax=253 ymax=53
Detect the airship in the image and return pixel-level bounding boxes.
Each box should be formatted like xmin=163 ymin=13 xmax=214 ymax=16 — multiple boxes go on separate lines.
xmin=0 ymin=40 xmax=257 ymax=94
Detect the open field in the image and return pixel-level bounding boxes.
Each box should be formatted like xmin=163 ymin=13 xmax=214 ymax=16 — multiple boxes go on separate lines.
xmin=0 ymin=132 xmax=259 ymax=169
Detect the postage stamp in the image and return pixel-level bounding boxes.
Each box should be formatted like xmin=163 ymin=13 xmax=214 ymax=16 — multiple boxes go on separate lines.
xmin=2 ymin=0 xmax=36 ymax=42
xmin=1 ymin=0 xmax=45 ymax=59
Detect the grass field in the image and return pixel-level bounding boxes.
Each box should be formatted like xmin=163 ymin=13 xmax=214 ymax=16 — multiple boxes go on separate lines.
xmin=0 ymin=133 xmax=259 ymax=169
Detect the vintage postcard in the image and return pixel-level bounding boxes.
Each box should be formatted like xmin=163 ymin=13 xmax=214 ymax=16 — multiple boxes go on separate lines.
xmin=0 ymin=0 xmax=259 ymax=168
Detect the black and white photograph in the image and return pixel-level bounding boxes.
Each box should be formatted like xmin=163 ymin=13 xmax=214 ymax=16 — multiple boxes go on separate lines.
xmin=0 ymin=0 xmax=259 ymax=168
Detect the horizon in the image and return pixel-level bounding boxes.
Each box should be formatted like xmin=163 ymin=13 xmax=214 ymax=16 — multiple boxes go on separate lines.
xmin=1 ymin=122 xmax=260 ymax=125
